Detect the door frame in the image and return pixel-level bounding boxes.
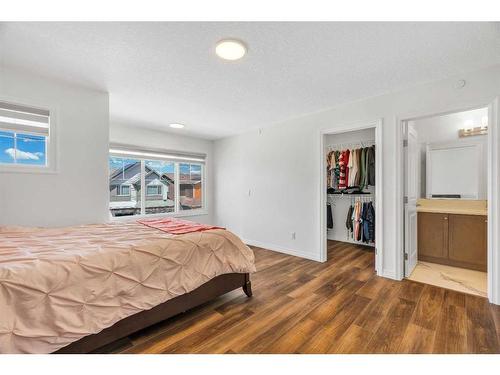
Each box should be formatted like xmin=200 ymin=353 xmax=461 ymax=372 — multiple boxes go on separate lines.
xmin=395 ymin=98 xmax=500 ymax=305
xmin=318 ymin=119 xmax=384 ymax=277
xmin=404 ymin=123 xmax=419 ymax=277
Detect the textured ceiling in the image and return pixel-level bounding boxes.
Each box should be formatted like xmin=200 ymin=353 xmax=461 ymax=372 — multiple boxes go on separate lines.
xmin=1 ymin=22 xmax=500 ymax=139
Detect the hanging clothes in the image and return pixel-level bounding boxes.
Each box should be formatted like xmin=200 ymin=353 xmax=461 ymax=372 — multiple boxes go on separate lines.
xmin=338 ymin=151 xmax=347 ymax=189
xmin=327 ymin=202 xmax=333 ymax=229
xmin=326 ymin=142 xmax=376 ymax=245
xmin=335 ymin=198 xmax=375 ymax=243
xmin=355 ymin=148 xmax=362 ymax=187
xmin=358 ymin=147 xmax=366 ymax=190
xmin=326 ymin=152 xmax=332 ymax=188
xmin=351 ymin=149 xmax=359 ymax=186
xmin=353 ymin=200 xmax=362 ymax=241
xmin=345 ymin=204 xmax=354 ymax=235
xmin=326 ymin=144 xmax=375 ymax=191
xmin=367 ymin=146 xmax=376 ymax=186
xmin=334 ymin=151 xmax=341 ymax=189
xmin=347 ymin=149 xmax=354 ymax=187
xmin=364 ymin=146 xmax=371 ymax=188
xmin=344 ymin=149 xmax=350 ymax=189
xmin=366 ymin=201 xmax=375 ymax=242
xmin=362 ymin=202 xmax=369 ymax=243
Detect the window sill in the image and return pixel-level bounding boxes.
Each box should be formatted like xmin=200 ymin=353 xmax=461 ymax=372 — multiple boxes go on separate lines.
xmin=0 ymin=164 xmax=58 ymax=174
xmin=109 ymin=209 xmax=209 ymax=223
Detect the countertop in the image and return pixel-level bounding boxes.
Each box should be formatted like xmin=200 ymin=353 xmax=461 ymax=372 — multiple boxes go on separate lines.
xmin=416 ymin=199 xmax=487 ymax=216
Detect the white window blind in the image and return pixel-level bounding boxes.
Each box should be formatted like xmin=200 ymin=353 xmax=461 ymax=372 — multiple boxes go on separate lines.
xmin=109 ymin=143 xmax=206 ymax=164
xmin=0 ymin=101 xmax=50 ymax=136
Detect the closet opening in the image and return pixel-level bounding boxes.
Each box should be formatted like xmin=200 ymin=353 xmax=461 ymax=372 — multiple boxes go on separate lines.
xmin=320 ymin=121 xmax=383 ymax=275
xmin=402 ymin=107 xmax=489 ymax=298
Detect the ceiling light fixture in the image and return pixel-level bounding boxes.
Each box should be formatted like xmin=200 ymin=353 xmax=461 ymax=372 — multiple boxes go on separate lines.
xmin=169 ymin=123 xmax=185 ymax=129
xmin=215 ymin=39 xmax=247 ymax=61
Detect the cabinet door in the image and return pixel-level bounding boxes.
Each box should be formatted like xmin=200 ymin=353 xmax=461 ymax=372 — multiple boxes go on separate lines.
xmin=418 ymin=212 xmax=448 ymax=260
xmin=448 ymin=214 xmax=487 ymax=271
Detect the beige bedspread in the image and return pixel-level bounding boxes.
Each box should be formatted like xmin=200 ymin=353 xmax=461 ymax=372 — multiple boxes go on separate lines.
xmin=0 ymin=222 xmax=255 ymax=353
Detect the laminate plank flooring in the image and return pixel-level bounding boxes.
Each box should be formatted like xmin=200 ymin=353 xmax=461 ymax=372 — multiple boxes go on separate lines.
xmin=97 ymin=240 xmax=499 ymax=354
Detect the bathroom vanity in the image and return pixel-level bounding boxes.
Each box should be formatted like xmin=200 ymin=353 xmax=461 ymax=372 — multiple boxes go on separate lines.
xmin=417 ymin=199 xmax=487 ymax=272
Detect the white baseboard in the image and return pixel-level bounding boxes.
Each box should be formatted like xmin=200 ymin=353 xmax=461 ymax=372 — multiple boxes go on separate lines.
xmin=379 ymin=268 xmax=401 ymax=281
xmin=326 ymin=234 xmax=375 ymax=248
xmin=242 ymin=238 xmax=322 ymax=262
xmin=243 ymin=239 xmax=403 ymax=279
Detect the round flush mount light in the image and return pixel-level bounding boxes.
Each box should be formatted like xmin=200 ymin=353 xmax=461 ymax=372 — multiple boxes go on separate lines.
xmin=454 ymin=79 xmax=466 ymax=89
xmin=215 ymin=39 xmax=247 ymax=61
xmin=169 ymin=123 xmax=185 ymax=129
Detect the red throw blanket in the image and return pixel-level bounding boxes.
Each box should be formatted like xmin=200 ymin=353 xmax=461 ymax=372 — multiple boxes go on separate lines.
xmin=137 ymin=217 xmax=224 ymax=235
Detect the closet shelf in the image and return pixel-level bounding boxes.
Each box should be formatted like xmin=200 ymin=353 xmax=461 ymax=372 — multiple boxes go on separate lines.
xmin=327 ymin=191 xmax=372 ymax=196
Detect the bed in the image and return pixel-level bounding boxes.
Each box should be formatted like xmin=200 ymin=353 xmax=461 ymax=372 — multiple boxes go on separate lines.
xmin=0 ymin=221 xmax=255 ymax=354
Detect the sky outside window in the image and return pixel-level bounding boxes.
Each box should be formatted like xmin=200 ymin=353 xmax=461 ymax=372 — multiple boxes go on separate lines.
xmin=0 ymin=130 xmax=46 ymax=165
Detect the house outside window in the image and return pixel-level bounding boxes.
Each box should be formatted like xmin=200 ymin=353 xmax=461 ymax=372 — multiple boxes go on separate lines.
xmin=0 ymin=101 xmax=54 ymax=172
xmin=108 ymin=146 xmax=205 ymax=217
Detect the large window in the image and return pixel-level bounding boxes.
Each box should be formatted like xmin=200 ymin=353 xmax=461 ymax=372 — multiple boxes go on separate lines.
xmin=108 ymin=149 xmax=204 ymax=217
xmin=0 ymin=101 xmax=50 ymax=168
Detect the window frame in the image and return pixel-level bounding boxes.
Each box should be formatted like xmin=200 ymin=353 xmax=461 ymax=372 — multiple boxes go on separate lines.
xmin=109 ymin=151 xmax=206 ymax=220
xmin=117 ymin=185 xmax=131 ymax=196
xmin=0 ymin=97 xmax=57 ymax=174
xmin=146 ymin=185 xmax=162 ymax=196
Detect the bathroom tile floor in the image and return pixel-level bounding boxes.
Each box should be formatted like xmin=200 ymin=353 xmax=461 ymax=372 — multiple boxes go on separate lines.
xmin=408 ymin=261 xmax=487 ymax=297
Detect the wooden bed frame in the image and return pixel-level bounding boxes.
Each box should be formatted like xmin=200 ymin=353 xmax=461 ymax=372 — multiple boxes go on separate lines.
xmin=54 ymin=273 xmax=252 ymax=354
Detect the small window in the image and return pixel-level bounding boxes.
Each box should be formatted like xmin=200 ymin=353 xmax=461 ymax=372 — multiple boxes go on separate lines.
xmin=119 ymin=185 xmax=131 ymax=196
xmin=0 ymin=101 xmax=50 ymax=168
xmin=147 ymin=185 xmax=162 ymax=195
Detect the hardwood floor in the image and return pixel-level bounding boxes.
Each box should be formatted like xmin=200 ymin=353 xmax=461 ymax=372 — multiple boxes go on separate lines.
xmin=100 ymin=240 xmax=500 ymax=354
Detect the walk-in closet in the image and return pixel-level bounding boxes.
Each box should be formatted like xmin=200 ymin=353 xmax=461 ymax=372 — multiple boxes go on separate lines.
xmin=324 ymin=128 xmax=376 ymax=253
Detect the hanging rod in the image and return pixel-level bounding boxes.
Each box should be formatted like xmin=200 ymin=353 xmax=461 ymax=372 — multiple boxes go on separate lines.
xmin=326 ymin=140 xmax=375 ymax=151
xmin=328 ymin=191 xmax=372 ymax=195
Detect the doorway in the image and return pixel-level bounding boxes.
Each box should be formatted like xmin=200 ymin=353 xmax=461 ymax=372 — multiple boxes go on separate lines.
xmin=319 ymin=120 xmax=383 ymax=275
xmin=402 ymin=107 xmax=489 ymax=297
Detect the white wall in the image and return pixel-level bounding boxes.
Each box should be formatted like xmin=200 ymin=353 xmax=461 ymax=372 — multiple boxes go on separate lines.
xmin=409 ymin=107 xmax=488 ymax=199
xmin=0 ymin=67 xmax=109 ymax=227
xmin=324 ymin=128 xmax=375 ymax=244
xmin=214 ymin=64 xmax=500 ymax=278
xmin=110 ymin=122 xmax=214 ymax=224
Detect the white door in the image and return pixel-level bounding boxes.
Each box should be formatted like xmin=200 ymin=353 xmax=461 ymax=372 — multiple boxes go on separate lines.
xmin=405 ymin=124 xmax=419 ymax=277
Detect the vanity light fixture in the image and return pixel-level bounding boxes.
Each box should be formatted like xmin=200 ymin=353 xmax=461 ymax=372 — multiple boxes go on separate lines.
xmin=169 ymin=123 xmax=185 ymax=129
xmin=459 ymin=118 xmax=488 ymax=138
xmin=215 ymin=39 xmax=247 ymax=61
xmin=481 ymin=116 xmax=488 ymax=129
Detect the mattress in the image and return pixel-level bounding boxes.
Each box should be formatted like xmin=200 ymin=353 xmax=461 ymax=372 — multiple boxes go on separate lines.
xmin=0 ymin=222 xmax=255 ymax=353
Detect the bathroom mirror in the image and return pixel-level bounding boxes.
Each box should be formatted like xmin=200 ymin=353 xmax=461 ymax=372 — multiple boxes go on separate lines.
xmin=426 ymin=142 xmax=482 ymax=200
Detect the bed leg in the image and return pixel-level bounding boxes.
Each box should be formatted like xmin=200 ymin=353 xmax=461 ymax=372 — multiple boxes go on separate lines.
xmin=243 ymin=274 xmax=252 ymax=297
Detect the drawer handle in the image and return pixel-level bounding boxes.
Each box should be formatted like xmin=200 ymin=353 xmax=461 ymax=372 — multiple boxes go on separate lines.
xmin=444 ymin=217 xmax=448 ymax=220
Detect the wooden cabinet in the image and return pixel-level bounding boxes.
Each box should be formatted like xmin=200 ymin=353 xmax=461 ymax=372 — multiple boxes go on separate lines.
xmin=448 ymin=214 xmax=487 ymax=271
xmin=418 ymin=212 xmax=448 ymax=260
xmin=418 ymin=212 xmax=487 ymax=272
